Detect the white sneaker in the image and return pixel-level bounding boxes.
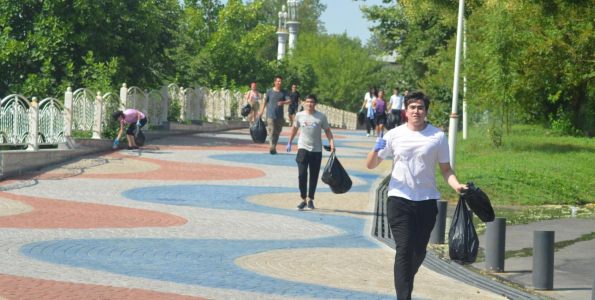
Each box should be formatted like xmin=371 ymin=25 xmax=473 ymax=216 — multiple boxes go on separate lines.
xmin=366 ymin=133 xmax=370 ymax=137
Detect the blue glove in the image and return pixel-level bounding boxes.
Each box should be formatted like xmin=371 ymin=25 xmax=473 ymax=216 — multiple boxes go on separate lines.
xmin=136 ymin=121 xmax=142 ymax=127
xmin=286 ymin=142 xmax=291 ymax=152
xmin=245 ymin=103 xmax=250 ymax=107
xmin=373 ymin=131 xmax=386 ymax=152
xmin=359 ymin=109 xmax=363 ymax=113
xmin=114 ymin=138 xmax=119 ymax=147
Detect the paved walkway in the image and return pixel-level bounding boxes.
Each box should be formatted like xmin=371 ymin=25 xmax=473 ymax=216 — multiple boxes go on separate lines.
xmin=0 ymin=127 xmax=505 ymax=300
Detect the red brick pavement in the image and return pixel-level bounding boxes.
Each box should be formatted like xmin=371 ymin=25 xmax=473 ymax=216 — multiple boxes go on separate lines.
xmin=0 ymin=192 xmax=188 ymax=229
xmin=0 ymin=274 xmax=212 ymax=300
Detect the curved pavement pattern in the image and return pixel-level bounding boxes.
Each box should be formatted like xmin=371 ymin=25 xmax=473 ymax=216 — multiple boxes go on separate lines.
xmin=0 ymin=127 xmax=503 ymax=300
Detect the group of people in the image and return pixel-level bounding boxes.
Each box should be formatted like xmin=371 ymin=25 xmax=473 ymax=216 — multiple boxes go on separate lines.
xmin=360 ymin=85 xmax=410 ymax=138
xmin=111 ymin=78 xmax=467 ymax=300
xmin=246 ymin=76 xmax=335 ymax=211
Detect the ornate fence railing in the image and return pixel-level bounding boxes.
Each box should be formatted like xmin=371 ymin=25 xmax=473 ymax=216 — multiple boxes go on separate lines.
xmin=0 ymin=83 xmax=357 ymax=151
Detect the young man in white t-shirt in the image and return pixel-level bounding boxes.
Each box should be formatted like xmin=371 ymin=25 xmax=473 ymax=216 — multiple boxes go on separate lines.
xmin=366 ymin=92 xmax=466 ymax=300
xmin=287 ymin=94 xmax=335 ymax=210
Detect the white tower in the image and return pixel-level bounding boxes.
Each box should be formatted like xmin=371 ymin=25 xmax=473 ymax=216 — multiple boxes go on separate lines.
xmin=276 ymin=6 xmax=289 ymax=60
xmin=286 ymin=0 xmax=300 ymax=51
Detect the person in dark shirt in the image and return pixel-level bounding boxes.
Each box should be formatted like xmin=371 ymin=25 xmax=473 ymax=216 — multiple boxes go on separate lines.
xmin=258 ymin=76 xmax=291 ymax=154
xmin=288 ymin=84 xmax=302 ymax=129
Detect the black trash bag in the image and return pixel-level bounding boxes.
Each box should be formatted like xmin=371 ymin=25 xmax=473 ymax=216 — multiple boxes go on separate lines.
xmin=250 ymin=117 xmax=267 ymax=143
xmin=461 ymin=182 xmax=495 ymax=222
xmin=241 ymin=105 xmax=251 ymax=117
xmin=386 ymin=113 xmax=396 ymax=129
xmin=321 ymin=153 xmax=352 ymax=194
xmin=448 ymin=197 xmax=479 ymax=264
xmin=134 ymin=128 xmax=146 ymax=146
xmin=357 ymin=111 xmax=365 ymax=126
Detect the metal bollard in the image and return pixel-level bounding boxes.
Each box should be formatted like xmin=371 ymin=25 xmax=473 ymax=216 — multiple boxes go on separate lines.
xmin=592 ymin=265 xmax=595 ymax=300
xmin=533 ymin=231 xmax=555 ymax=290
xmin=485 ymin=217 xmax=506 ymax=272
xmin=429 ymin=200 xmax=448 ymax=244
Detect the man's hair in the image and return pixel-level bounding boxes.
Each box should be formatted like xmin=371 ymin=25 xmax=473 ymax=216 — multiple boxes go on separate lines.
xmin=305 ymin=94 xmax=317 ymax=103
xmin=394 ymin=87 xmax=399 ymax=91
xmin=274 ymin=76 xmax=283 ymax=81
xmin=404 ymin=92 xmax=430 ymax=111
xmin=112 ymin=110 xmax=124 ymax=121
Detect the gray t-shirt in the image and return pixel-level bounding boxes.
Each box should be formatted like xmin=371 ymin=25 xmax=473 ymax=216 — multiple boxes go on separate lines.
xmin=265 ymin=88 xmax=290 ymax=119
xmin=294 ymin=111 xmax=330 ymax=152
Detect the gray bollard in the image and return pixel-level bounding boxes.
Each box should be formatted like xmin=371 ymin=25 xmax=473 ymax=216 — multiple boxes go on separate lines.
xmin=485 ymin=217 xmax=506 ymax=272
xmin=429 ymin=200 xmax=448 ymax=244
xmin=592 ymin=265 xmax=595 ymax=300
xmin=533 ymin=231 xmax=555 ymax=290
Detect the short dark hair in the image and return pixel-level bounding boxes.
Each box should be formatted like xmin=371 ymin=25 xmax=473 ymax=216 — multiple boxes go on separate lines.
xmin=112 ymin=110 xmax=124 ymax=121
xmin=274 ymin=76 xmax=283 ymax=81
xmin=404 ymin=92 xmax=430 ymax=111
xmin=305 ymin=94 xmax=317 ymax=103
xmin=394 ymin=87 xmax=399 ymax=91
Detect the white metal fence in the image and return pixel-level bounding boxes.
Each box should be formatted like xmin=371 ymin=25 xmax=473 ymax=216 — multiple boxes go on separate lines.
xmin=0 ymin=83 xmax=357 ymax=151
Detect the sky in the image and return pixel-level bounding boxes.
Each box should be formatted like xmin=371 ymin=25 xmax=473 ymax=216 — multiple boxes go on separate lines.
xmin=213 ymin=0 xmax=386 ymax=43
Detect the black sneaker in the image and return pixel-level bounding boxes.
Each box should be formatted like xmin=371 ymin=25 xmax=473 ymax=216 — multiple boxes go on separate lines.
xmin=297 ymin=202 xmax=307 ymax=211
xmin=127 ymin=146 xmax=135 ymax=150
xmin=270 ymin=149 xmax=277 ymax=155
xmin=133 ymin=146 xmax=139 ymax=150
xmin=307 ymin=200 xmax=315 ymax=210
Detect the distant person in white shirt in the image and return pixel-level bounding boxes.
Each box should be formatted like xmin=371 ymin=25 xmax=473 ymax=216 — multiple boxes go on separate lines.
xmin=360 ymin=85 xmax=377 ymax=137
xmin=366 ymin=91 xmax=467 ymax=300
xmin=388 ymin=87 xmax=404 ymax=127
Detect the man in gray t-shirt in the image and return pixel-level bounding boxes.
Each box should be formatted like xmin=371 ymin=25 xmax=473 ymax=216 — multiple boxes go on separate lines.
xmin=287 ymin=94 xmax=335 ymax=211
xmin=259 ymin=76 xmax=291 ymax=154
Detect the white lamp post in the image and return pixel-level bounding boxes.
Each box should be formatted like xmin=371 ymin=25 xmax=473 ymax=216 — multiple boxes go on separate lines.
xmin=448 ymin=0 xmax=465 ymax=171
xmin=276 ymin=7 xmax=289 ymax=60
xmin=286 ymin=0 xmax=300 ymax=51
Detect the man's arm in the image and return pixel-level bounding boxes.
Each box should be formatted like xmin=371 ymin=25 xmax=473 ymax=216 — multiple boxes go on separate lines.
xmin=439 ymin=162 xmax=467 ymax=193
xmin=366 ymin=149 xmax=383 ymax=169
xmin=323 ymin=128 xmax=335 ymax=153
xmin=288 ymin=123 xmax=299 ymax=144
xmin=259 ymin=93 xmax=267 ymax=117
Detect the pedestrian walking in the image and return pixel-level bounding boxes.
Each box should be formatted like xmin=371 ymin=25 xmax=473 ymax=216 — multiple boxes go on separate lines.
xmin=112 ymin=109 xmax=147 ymax=150
xmin=373 ymin=90 xmax=388 ymax=137
xmin=360 ymin=85 xmax=377 ymax=137
xmin=287 ymin=94 xmax=335 ymax=211
xmin=258 ymin=76 xmax=291 ymax=155
xmin=288 ymin=84 xmax=302 ymax=128
xmin=245 ymin=82 xmax=262 ymax=126
xmin=388 ymin=87 xmax=404 ymax=127
xmin=366 ymin=92 xmax=466 ymax=300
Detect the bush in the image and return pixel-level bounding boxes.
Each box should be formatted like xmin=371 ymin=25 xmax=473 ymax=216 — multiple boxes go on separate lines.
xmin=549 ymin=106 xmax=580 ymax=136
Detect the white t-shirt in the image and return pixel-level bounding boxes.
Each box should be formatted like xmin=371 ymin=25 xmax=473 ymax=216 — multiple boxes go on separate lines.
xmin=364 ymin=92 xmax=376 ymax=109
xmin=294 ymin=111 xmax=330 ymax=152
xmin=378 ymin=124 xmax=450 ymax=201
xmin=389 ymin=94 xmax=404 ymax=110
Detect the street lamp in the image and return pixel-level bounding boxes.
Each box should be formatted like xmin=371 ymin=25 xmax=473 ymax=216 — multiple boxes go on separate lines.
xmin=448 ymin=0 xmax=465 ymax=171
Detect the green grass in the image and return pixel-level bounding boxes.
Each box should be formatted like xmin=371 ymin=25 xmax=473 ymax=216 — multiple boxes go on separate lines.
xmin=436 ymin=124 xmax=595 ymax=205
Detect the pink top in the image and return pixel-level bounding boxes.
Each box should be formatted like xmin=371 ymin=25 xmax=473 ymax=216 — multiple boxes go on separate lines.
xmin=245 ymin=90 xmax=261 ymax=102
xmin=121 ymin=109 xmax=145 ymax=124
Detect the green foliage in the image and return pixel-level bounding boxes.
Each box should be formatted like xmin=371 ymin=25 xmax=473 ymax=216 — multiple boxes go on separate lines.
xmin=549 ymin=106 xmax=580 ymax=136
xmin=436 ymin=124 xmax=595 ymax=205
xmin=292 ymin=33 xmax=384 ymax=111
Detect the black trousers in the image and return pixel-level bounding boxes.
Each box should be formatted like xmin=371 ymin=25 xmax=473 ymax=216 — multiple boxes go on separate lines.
xmin=391 ymin=109 xmax=402 ymax=126
xmin=126 ymin=117 xmax=148 ymax=135
xmin=387 ymin=197 xmax=438 ymax=300
xmin=295 ymin=149 xmax=322 ymax=200
xmin=365 ymin=117 xmax=376 ymax=134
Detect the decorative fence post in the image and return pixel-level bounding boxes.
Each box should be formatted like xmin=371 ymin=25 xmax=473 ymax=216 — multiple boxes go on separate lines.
xmin=142 ymin=89 xmax=149 ymax=116
xmin=119 ymin=84 xmax=127 ymax=110
xmin=27 ymin=97 xmax=39 ymax=151
xmin=161 ymin=85 xmax=169 ymax=122
xmin=92 ymin=92 xmax=103 ymax=139
xmin=194 ymin=86 xmax=201 ymax=120
xmin=64 ymin=87 xmax=73 ymax=138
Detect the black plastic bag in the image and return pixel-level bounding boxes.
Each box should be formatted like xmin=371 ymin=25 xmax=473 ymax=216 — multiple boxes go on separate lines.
xmin=321 ymin=153 xmax=352 ymax=194
xmin=386 ymin=113 xmax=396 ymax=129
xmin=461 ymin=182 xmax=495 ymax=222
xmin=241 ymin=105 xmax=251 ymax=117
xmin=250 ymin=117 xmax=267 ymax=143
xmin=357 ymin=111 xmax=365 ymax=126
xmin=448 ymin=197 xmax=479 ymax=264
xmin=134 ymin=128 xmax=146 ymax=146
